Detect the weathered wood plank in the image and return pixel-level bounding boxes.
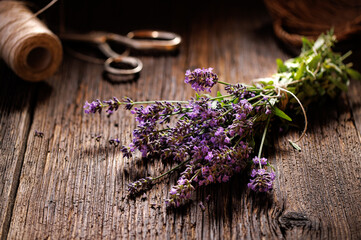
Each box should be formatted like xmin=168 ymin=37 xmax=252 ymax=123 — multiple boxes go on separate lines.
xmin=348 ymin=79 xmax=361 ymax=140
xmin=3 ymin=1 xmax=361 ymax=239
xmin=0 ymin=64 xmax=35 ymax=239
xmin=273 ymin=92 xmax=361 ymax=239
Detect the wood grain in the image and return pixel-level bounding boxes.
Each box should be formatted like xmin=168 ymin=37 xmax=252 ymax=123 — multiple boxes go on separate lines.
xmin=0 ymin=64 xmax=36 ymax=240
xmin=0 ymin=1 xmax=360 ymax=239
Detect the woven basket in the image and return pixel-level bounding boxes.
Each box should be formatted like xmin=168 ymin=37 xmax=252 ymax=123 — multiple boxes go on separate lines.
xmin=264 ymin=0 xmax=361 ymax=47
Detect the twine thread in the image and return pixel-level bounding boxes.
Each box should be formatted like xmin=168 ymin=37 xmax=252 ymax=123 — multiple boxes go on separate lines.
xmin=0 ymin=1 xmax=62 ymax=81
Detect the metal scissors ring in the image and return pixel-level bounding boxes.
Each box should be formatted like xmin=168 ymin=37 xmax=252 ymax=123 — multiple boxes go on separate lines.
xmin=60 ymin=30 xmax=181 ymax=75
xmin=104 ymin=56 xmax=143 ymax=75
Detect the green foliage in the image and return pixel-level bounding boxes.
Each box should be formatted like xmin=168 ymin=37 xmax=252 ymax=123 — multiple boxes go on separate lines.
xmin=273 ymin=31 xmax=359 ymax=111
xmin=272 ymin=106 xmax=292 ymax=121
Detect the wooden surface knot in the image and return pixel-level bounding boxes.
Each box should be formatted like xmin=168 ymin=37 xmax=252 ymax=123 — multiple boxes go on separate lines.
xmin=279 ymin=212 xmax=311 ymax=229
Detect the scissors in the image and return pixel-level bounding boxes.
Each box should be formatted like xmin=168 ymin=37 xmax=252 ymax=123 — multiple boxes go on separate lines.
xmin=60 ymin=30 xmax=181 ymax=75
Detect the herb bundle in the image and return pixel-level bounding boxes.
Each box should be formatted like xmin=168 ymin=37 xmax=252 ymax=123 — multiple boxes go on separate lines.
xmin=84 ymin=32 xmax=360 ymax=207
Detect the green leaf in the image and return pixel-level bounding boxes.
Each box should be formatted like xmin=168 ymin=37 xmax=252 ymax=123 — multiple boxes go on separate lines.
xmin=216 ymin=91 xmax=224 ymax=102
xmin=264 ymin=85 xmax=275 ymax=90
xmin=313 ymin=37 xmax=325 ymax=51
xmin=307 ymin=53 xmax=321 ymax=70
xmin=294 ymin=62 xmax=305 ymax=80
xmin=288 ymin=140 xmax=302 ymax=151
xmin=301 ymin=37 xmax=313 ymax=50
xmin=346 ymin=68 xmax=361 ymax=80
xmin=276 ymin=58 xmax=287 ymax=72
xmin=305 ymin=65 xmax=316 ymax=79
xmin=272 ymin=106 xmax=292 ymax=121
xmin=326 ymin=62 xmax=342 ymax=74
xmin=195 ymin=93 xmax=201 ymax=100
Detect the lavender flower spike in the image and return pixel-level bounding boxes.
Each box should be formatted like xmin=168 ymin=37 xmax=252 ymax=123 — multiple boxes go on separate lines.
xmin=109 ymin=138 xmax=120 ymax=146
xmin=248 ymin=169 xmax=275 ymax=192
xmin=252 ymin=156 xmax=267 ymax=166
xmin=128 ymin=177 xmax=153 ymax=196
xmin=184 ymin=68 xmax=218 ymax=92
xmin=84 ymin=99 xmax=102 ymax=114
xmin=165 ymin=178 xmax=195 ymax=207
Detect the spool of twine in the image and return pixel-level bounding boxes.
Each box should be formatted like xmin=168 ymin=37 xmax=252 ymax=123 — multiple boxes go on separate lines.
xmin=0 ymin=1 xmax=62 ymax=81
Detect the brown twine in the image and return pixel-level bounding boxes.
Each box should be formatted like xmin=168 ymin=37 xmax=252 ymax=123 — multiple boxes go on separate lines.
xmin=0 ymin=1 xmax=62 ymax=81
xmin=264 ymin=0 xmax=361 ymax=47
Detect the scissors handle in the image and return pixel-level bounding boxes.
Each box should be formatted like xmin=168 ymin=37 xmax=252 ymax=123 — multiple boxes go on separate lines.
xmin=108 ymin=30 xmax=181 ymax=51
xmin=104 ymin=56 xmax=143 ymax=75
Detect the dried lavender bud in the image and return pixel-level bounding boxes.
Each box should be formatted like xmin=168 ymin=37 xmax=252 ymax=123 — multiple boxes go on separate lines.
xmin=247 ymin=169 xmax=275 ymax=192
xmin=84 ymin=99 xmax=102 ymax=114
xmin=199 ymin=201 xmax=206 ymax=212
xmin=184 ymin=68 xmax=218 ymax=92
xmin=128 ymin=177 xmax=153 ymax=196
xmin=120 ymin=146 xmax=133 ymax=158
xmin=123 ymin=97 xmax=134 ymax=110
xmin=165 ymin=178 xmax=195 ymax=207
xmin=225 ymin=84 xmax=255 ymax=98
xmin=34 ymin=130 xmax=44 ymax=138
xmin=103 ymin=97 xmax=121 ymax=115
xmin=94 ymin=135 xmax=102 ymax=142
xmin=265 ymin=108 xmax=272 ymax=115
xmin=109 ymin=138 xmax=120 ymax=146
xmin=252 ymin=156 xmax=268 ymax=166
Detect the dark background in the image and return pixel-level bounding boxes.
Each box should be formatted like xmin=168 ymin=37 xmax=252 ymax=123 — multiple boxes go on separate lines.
xmin=30 ymin=0 xmax=361 ymax=67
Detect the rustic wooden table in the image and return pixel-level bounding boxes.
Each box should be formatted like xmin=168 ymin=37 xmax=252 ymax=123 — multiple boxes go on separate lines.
xmin=1 ymin=1 xmax=361 ymax=239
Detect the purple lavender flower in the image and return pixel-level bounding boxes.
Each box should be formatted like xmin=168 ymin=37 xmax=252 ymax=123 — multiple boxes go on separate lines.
xmin=252 ymin=156 xmax=268 ymax=166
xmin=248 ymin=169 xmax=275 ymax=192
xmin=94 ymin=68 xmax=281 ymax=206
xmin=225 ymin=83 xmax=256 ymax=98
xmin=84 ymin=99 xmax=102 ymax=114
xmin=128 ymin=177 xmax=153 ymax=196
xmin=109 ymin=138 xmax=120 ymax=146
xmin=165 ymin=178 xmax=195 ymax=207
xmin=123 ymin=97 xmax=134 ymax=110
xmin=84 ymin=97 xmax=129 ymax=115
xmin=184 ymin=68 xmax=218 ymax=92
xmin=34 ymin=130 xmax=44 ymax=138
xmin=265 ymin=108 xmax=272 ymax=115
xmin=103 ymin=97 xmax=121 ymax=115
xmin=121 ymin=146 xmax=133 ymax=158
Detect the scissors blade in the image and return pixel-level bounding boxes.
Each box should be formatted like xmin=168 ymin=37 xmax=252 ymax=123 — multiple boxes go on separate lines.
xmin=108 ymin=30 xmax=182 ymax=51
xmin=127 ymin=30 xmax=182 ymax=51
xmin=59 ymin=32 xmax=107 ymax=44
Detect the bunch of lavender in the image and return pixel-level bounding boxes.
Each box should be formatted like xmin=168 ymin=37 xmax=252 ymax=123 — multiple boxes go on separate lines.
xmin=84 ymin=32 xmax=360 ymax=207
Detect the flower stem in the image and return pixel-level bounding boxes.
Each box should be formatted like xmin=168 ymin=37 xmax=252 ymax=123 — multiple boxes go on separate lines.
xmin=152 ymin=159 xmax=191 ymax=181
xmin=127 ymin=100 xmax=189 ymax=105
xmin=210 ymin=94 xmax=233 ymax=100
xmin=218 ymin=81 xmax=231 ymax=85
xmin=258 ymin=116 xmax=270 ymax=168
xmin=247 ymin=94 xmax=264 ymax=102
xmin=190 ymin=169 xmax=201 ymax=181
